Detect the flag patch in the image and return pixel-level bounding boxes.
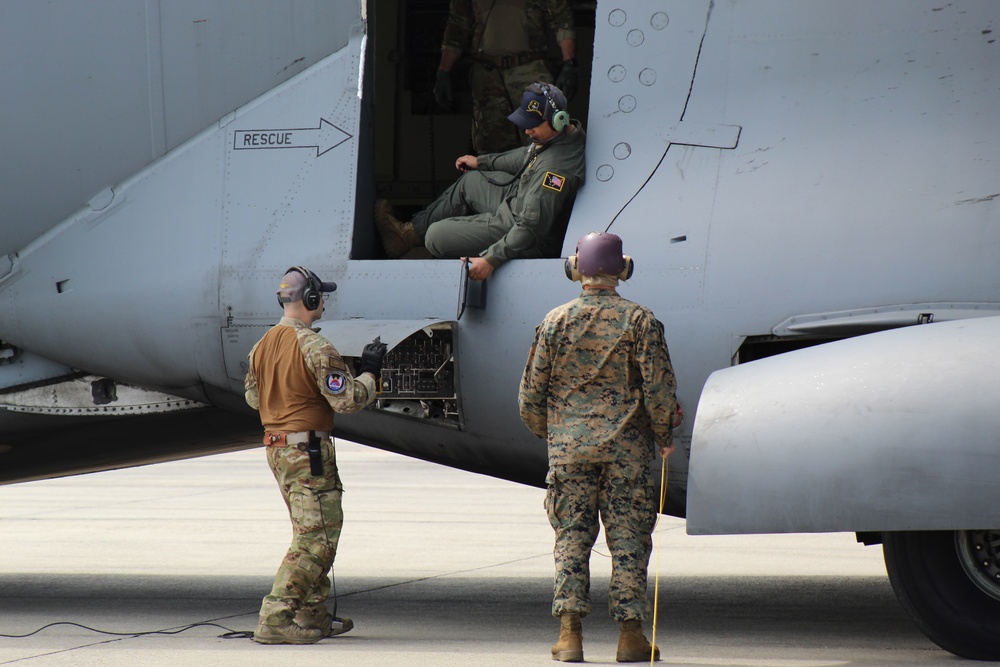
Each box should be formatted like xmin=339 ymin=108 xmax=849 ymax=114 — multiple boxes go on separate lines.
xmin=543 ymin=172 xmax=566 ymax=192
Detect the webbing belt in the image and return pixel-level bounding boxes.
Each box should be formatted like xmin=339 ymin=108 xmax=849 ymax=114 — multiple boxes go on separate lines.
xmin=474 ymin=51 xmax=546 ymax=69
xmin=263 ymin=430 xmax=330 ymax=447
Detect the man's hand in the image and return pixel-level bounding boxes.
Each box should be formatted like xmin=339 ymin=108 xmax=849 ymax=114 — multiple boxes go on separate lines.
xmin=433 ymin=69 xmax=453 ymax=111
xmin=462 ymin=256 xmax=494 ymax=281
xmin=360 ymin=336 xmax=388 ymax=377
xmin=555 ymin=59 xmax=579 ymax=101
xmin=455 ymin=155 xmax=479 ymax=172
xmin=659 ymin=443 xmax=676 ymax=459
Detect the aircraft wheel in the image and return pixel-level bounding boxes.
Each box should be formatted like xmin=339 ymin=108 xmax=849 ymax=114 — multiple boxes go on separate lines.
xmin=883 ymin=530 xmax=1000 ymax=660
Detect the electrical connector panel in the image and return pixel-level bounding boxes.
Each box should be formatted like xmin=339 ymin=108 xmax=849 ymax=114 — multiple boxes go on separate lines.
xmin=373 ymin=324 xmax=460 ymax=426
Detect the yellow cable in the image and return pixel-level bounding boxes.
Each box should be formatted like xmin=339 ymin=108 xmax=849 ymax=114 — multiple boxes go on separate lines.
xmin=650 ymin=456 xmax=668 ymax=665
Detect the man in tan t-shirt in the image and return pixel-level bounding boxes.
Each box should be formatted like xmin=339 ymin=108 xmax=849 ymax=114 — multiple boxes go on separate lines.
xmin=245 ymin=266 xmax=386 ymax=644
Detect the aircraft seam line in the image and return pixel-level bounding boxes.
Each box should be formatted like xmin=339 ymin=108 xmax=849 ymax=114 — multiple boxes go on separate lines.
xmin=609 ymin=1 xmax=716 ymax=231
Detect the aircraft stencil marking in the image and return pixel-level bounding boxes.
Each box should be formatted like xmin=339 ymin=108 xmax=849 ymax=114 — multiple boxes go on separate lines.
xmin=233 ymin=118 xmax=352 ymax=157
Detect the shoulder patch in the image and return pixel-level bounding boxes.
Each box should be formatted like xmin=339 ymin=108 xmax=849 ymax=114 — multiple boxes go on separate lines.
xmin=326 ymin=372 xmax=347 ymax=394
xmin=542 ymin=171 xmax=566 ymax=192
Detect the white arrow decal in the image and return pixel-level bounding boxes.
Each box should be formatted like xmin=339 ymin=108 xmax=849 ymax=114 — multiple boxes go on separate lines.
xmin=233 ymin=118 xmax=352 ymax=157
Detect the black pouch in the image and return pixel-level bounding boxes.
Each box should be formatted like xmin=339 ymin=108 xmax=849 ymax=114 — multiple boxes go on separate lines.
xmin=307 ymin=431 xmax=323 ymax=476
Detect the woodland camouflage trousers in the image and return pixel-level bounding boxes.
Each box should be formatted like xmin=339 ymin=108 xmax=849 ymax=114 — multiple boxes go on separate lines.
xmin=545 ymin=459 xmax=657 ymax=621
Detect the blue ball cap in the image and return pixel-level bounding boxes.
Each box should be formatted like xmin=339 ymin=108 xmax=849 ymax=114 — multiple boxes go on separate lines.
xmin=507 ymin=83 xmax=567 ymax=130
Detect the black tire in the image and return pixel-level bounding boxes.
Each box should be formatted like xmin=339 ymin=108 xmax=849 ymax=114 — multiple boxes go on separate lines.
xmin=883 ymin=530 xmax=1000 ymax=661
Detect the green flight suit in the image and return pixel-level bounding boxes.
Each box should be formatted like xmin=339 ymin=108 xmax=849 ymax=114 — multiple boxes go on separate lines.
xmin=410 ymin=121 xmax=586 ymax=267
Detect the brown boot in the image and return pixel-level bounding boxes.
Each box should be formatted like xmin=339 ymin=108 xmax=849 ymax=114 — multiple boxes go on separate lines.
xmin=252 ymin=620 xmax=323 ymax=645
xmin=293 ymin=608 xmax=354 ymax=637
xmin=551 ymin=612 xmax=583 ymax=662
xmin=374 ymin=199 xmax=420 ymax=258
xmin=616 ymin=619 xmax=660 ymax=662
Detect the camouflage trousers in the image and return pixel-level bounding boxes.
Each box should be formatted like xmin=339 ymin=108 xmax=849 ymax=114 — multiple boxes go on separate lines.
xmin=545 ymin=459 xmax=657 ymax=621
xmin=258 ymin=436 xmax=344 ymax=626
xmin=469 ymin=58 xmax=553 ymax=154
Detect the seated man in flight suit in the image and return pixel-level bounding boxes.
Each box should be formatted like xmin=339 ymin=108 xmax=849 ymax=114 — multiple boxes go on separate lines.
xmin=374 ymin=82 xmax=585 ymax=281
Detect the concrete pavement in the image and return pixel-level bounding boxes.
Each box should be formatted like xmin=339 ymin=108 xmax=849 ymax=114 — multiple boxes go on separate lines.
xmin=0 ymin=440 xmax=952 ymax=665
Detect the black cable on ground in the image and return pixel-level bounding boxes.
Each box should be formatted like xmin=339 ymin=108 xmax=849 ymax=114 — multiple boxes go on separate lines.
xmin=0 ymin=621 xmax=248 ymax=640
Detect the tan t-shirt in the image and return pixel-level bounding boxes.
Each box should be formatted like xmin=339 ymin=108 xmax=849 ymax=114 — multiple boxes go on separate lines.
xmin=245 ymin=317 xmax=376 ymax=432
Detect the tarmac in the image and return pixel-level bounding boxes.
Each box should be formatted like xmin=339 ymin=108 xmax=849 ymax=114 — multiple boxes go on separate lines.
xmin=0 ymin=440 xmax=959 ymax=666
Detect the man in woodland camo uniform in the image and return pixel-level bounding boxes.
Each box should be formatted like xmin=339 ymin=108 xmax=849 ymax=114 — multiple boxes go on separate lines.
xmin=245 ymin=266 xmax=386 ymax=645
xmin=433 ymin=0 xmax=578 ymax=154
xmin=518 ymin=232 xmax=678 ymax=662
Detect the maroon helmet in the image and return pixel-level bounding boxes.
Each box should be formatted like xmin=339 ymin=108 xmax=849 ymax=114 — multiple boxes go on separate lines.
xmin=565 ymin=232 xmax=634 ymax=281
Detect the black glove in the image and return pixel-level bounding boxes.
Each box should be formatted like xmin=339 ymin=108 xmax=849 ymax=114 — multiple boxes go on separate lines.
xmin=360 ymin=336 xmax=388 ymax=377
xmin=555 ymin=59 xmax=578 ymax=102
xmin=433 ymin=69 xmax=454 ymax=111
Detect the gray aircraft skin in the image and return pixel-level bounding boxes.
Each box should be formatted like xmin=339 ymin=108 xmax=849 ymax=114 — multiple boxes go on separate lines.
xmin=1 ymin=0 xmax=999 ymax=659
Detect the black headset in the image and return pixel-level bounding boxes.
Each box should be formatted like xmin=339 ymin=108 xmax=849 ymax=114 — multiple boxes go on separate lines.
xmin=277 ymin=266 xmax=323 ymax=311
xmin=540 ymin=84 xmax=570 ymax=133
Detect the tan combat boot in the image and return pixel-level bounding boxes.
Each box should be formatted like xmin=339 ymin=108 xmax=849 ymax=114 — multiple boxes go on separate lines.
xmin=252 ymin=620 xmax=323 ymax=645
xmin=293 ymin=608 xmax=354 ymax=637
xmin=616 ymin=619 xmax=660 ymax=662
xmin=374 ymin=199 xmax=420 ymax=258
xmin=551 ymin=612 xmax=584 ymax=662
